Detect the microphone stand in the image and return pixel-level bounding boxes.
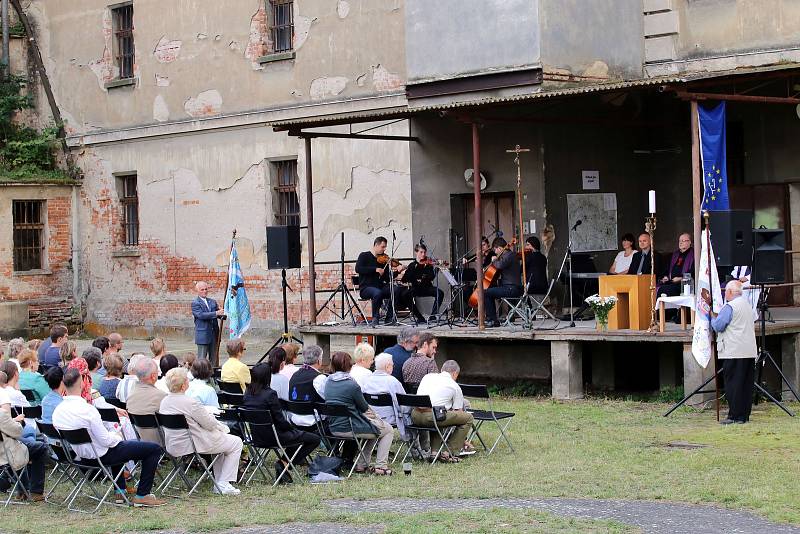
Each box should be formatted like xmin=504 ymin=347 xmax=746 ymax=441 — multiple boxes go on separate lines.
xmin=387 ymin=232 xmax=399 ymax=325
xmin=568 ymin=226 xmax=576 ymax=327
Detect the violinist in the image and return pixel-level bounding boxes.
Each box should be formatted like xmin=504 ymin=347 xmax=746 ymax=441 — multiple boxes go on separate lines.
xmin=402 ymin=243 xmax=445 ymax=322
xmin=355 ymin=236 xmax=407 ymax=326
xmin=484 ymin=237 xmax=522 ymax=328
xmin=463 ymin=236 xmax=493 ymax=270
xmin=524 ymin=236 xmax=548 ymax=295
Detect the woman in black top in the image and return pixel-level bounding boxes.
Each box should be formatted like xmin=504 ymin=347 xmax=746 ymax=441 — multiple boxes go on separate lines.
xmin=242 ymin=363 xmax=320 ymax=483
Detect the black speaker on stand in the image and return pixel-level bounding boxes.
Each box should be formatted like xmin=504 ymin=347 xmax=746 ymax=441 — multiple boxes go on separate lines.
xmin=752 ymin=228 xmax=785 ymax=285
xmin=259 ymin=225 xmax=303 ymax=362
xmin=708 ymin=210 xmax=753 ymax=266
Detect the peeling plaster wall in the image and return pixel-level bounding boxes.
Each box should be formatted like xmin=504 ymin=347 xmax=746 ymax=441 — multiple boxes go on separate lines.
xmin=27 ymin=0 xmax=407 ymax=134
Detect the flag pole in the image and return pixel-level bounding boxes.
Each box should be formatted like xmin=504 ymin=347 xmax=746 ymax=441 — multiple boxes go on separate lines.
xmin=216 ymin=228 xmax=236 ymax=367
xmin=704 ymin=212 xmax=720 ymax=421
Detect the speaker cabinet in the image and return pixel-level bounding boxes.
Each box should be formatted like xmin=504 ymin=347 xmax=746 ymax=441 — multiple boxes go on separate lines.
xmin=708 ymin=210 xmax=753 ymax=266
xmin=752 ymin=228 xmax=785 ymax=285
xmin=266 ymin=226 xmax=301 ymax=270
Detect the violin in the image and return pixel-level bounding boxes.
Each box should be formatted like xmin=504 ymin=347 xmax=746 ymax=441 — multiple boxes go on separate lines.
xmin=376 ymin=253 xmax=402 ymax=268
xmin=419 ymin=258 xmax=450 ymax=268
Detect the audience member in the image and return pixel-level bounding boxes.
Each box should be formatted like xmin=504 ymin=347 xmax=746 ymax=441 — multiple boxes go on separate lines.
xmin=53 ymin=368 xmax=166 ymax=507
xmin=97 ymin=353 xmax=124 ymax=400
xmin=159 ymin=367 xmax=243 ymax=495
xmin=185 ymin=358 xmax=219 ymax=409
xmin=350 ymin=343 xmax=374 ymax=388
xmin=59 ymin=340 xmax=78 ymax=366
xmin=42 ymin=325 xmax=68 ymax=367
xmin=6 ymin=338 xmax=25 ymax=371
xmin=181 ymin=352 xmax=197 ymax=380
xmin=402 ymin=332 xmax=439 ymax=387
xmin=0 ymin=393 xmax=47 ymax=501
xmin=150 ymin=338 xmax=166 ymax=375
xmin=1 ymin=360 xmax=29 ymax=407
xmin=325 ymin=351 xmax=393 ymax=475
xmin=108 ymin=333 xmax=124 ymax=355
xmin=221 ymin=339 xmax=250 ymax=392
xmin=116 ymin=353 xmax=147 ymax=402
xmin=27 ymin=339 xmax=43 ymax=353
xmin=362 ymin=352 xmax=409 ymax=440
xmin=279 ymin=343 xmax=301 ymax=379
xmin=156 ymin=354 xmax=180 ymax=393
xmin=18 ymin=349 xmax=49 ymax=403
xmin=413 ymin=360 xmax=474 ymax=463
xmin=126 ymin=358 xmax=167 ymax=444
xmin=267 ymin=347 xmax=289 ymax=401
xmin=608 ymin=233 xmax=637 ymax=275
xmin=36 ymin=329 xmax=55 ymax=361
xmin=287 ymin=345 xmax=327 ymax=430
xmin=384 ymin=327 xmax=419 ymax=383
xmin=84 ymin=351 xmax=103 ymax=389
xmin=66 ymin=357 xmax=95 ymax=403
xmin=40 ymin=367 xmax=65 ymax=424
xmin=243 ymin=363 xmax=320 ymax=483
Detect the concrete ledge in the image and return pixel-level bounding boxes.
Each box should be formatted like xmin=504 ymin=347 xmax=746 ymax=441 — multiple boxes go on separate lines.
xmin=551 ymin=341 xmax=583 ymax=400
xmin=0 ymin=302 xmax=29 ymax=338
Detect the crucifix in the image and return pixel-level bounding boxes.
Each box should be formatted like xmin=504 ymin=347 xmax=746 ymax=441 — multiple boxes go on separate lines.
xmin=506 ymin=144 xmax=530 ymax=294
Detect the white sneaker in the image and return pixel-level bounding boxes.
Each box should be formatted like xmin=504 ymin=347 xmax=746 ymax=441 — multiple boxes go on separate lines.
xmin=212 ymin=481 xmax=241 ymax=495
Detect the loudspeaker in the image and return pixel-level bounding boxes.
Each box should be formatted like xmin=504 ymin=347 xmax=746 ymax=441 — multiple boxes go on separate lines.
xmin=708 ymin=210 xmax=753 ymax=266
xmin=266 ymin=226 xmax=301 ymax=270
xmin=752 ymin=229 xmax=785 ymax=284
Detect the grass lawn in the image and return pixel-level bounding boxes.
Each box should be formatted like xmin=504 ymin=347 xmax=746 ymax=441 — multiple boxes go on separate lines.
xmin=4 ymin=398 xmax=799 ymax=533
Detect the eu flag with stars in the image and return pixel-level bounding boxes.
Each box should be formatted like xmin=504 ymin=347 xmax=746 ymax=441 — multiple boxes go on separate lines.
xmin=223 ymin=240 xmax=251 ymax=339
xmin=698 ymin=101 xmax=729 ymax=211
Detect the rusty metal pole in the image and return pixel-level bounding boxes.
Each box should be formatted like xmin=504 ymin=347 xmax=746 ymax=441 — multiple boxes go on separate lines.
xmin=472 ymin=122 xmax=484 ymax=329
xmin=304 ymin=136 xmax=317 ymax=325
xmin=691 ymin=100 xmax=701 ymax=282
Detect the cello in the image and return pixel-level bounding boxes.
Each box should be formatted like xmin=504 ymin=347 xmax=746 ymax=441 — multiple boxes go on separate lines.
xmin=468 ymin=238 xmax=516 ymax=308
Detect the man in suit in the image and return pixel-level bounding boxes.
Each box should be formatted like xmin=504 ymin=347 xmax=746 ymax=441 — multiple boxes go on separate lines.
xmin=126 ymin=358 xmax=167 ymax=445
xmin=627 ymin=232 xmax=653 ymax=275
xmin=192 ymin=281 xmax=225 ymax=362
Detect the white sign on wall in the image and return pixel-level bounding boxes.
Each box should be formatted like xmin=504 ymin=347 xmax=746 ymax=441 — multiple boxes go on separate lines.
xmin=582 ymin=170 xmax=600 ymax=190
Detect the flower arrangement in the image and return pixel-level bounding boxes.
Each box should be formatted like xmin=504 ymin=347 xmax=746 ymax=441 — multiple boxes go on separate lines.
xmin=585 ymin=294 xmax=618 ymax=331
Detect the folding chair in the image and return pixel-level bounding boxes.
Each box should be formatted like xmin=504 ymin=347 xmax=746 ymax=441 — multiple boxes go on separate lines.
xmin=395 ymin=393 xmax=455 ymax=465
xmin=127 ymin=413 xmax=191 ymax=496
xmin=459 ymin=383 xmax=515 ymax=454
xmin=35 ymin=421 xmax=81 ymax=505
xmin=13 ymin=405 xmax=42 ymax=420
xmin=154 ymin=412 xmax=224 ymax=495
xmin=284 ymin=400 xmax=329 ymax=449
xmin=20 ymin=389 xmax=36 ymax=403
xmin=363 ymin=392 xmax=405 ymax=463
xmin=57 ymin=427 xmax=131 ymax=513
xmin=238 ymin=408 xmax=305 ymax=486
xmin=218 ymin=381 xmax=244 ymax=394
xmin=313 ymin=402 xmax=379 ymax=478
xmin=0 ymin=429 xmax=30 ymax=507
xmin=104 ymin=398 xmax=126 ymax=410
xmin=218 ymin=391 xmax=244 ymax=407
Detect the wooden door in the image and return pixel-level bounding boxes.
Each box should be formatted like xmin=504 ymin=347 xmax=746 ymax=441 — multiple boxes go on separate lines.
xmin=462 ymin=192 xmax=515 ymax=254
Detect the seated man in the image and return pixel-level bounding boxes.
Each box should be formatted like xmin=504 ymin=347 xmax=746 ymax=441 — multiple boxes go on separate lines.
xmin=0 ymin=387 xmax=48 ymax=501
xmin=40 ymin=366 xmax=65 ymax=424
xmin=52 ymin=369 xmax=165 ymax=507
xmin=627 ymin=232 xmax=654 ymax=275
xmin=402 ymin=243 xmax=445 ymax=322
xmin=355 ymin=236 xmax=407 ymax=326
xmin=115 ymin=353 xmax=147 ymax=402
xmin=658 ymin=233 xmax=694 ymax=297
xmin=411 ymin=360 xmax=474 ymax=462
xmin=287 ymin=345 xmax=328 ymax=431
xmin=384 ymin=327 xmax=419 ymax=384
xmin=402 ymin=332 xmax=439 ymax=388
xmin=483 ymin=237 xmax=522 ymax=327
xmin=126 ymin=358 xmax=167 ymax=445
xmin=523 ymin=236 xmax=548 ymax=295
xmin=362 ymin=352 xmax=410 ymax=442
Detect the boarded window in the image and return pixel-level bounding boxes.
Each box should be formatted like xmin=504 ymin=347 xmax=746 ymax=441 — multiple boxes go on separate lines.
xmin=112 ymin=3 xmax=135 ymax=79
xmin=12 ymin=200 xmax=45 ymax=271
xmin=272 ymin=160 xmax=300 ymax=226
xmin=269 ymin=0 xmax=294 ymax=53
xmin=118 ymin=174 xmax=139 ymax=245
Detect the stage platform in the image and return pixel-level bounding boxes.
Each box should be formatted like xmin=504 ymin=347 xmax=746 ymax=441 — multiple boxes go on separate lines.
xmin=298 ymin=307 xmax=800 ymax=403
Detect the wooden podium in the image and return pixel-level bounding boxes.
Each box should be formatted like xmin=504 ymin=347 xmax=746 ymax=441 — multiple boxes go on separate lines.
xmin=598 ymin=274 xmax=652 ymax=330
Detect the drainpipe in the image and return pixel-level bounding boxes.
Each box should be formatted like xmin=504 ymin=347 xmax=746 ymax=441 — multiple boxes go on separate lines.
xmin=71 ymin=185 xmax=81 ymax=306
xmin=472 ymin=122 xmax=484 ymax=329
xmin=2 ymin=0 xmax=9 ymax=78
xmin=304 ymin=136 xmax=317 ymax=324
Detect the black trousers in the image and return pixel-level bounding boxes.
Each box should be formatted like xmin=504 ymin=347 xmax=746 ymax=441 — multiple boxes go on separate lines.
xmin=723 ymin=358 xmax=755 ymax=422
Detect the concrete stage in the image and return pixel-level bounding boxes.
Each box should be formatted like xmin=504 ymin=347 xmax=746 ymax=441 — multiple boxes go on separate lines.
xmin=299 ymin=307 xmax=800 ymax=403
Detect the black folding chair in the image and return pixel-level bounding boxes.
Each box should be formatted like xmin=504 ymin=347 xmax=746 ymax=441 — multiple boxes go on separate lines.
xmin=459 ymin=383 xmax=515 ymax=454
xmin=238 ymin=408 xmax=305 ymax=486
xmin=313 ymin=402 xmax=378 ymax=478
xmin=363 ymin=392 xmax=405 ymax=462
xmin=218 ymin=391 xmax=244 ymax=407
xmin=395 ymin=393 xmax=455 ymax=465
xmin=57 ymin=427 xmax=131 ymax=513
xmin=36 ymin=420 xmax=81 ymax=505
xmin=13 ymin=405 xmax=42 ymax=420
xmin=127 ymin=413 xmax=189 ymax=497
xmin=155 ymin=412 xmax=223 ymax=495
xmin=104 ymin=398 xmax=126 ymax=410
xmin=218 ymin=381 xmax=244 ymax=394
xmin=405 ymin=382 xmax=419 ymax=394
xmin=0 ymin=429 xmax=30 ymax=507
xmin=20 ymin=389 xmax=36 ymax=403
xmin=284 ymin=399 xmax=329 ymax=448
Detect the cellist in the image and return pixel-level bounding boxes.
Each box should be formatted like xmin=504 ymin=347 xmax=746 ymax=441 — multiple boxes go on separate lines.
xmin=484 ymin=237 xmax=522 ymax=328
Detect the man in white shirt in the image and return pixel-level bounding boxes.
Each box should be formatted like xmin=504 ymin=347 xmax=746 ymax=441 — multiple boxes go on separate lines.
xmin=349 ymin=343 xmax=374 ymax=388
xmin=116 ymin=353 xmax=148 ymax=402
xmin=412 ymin=360 xmax=473 ymax=461
xmin=362 ymin=353 xmax=409 ymax=440
xmin=52 ymin=368 xmax=166 ymax=507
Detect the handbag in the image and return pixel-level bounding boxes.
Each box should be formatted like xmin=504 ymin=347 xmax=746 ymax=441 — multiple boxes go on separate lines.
xmin=307 ymin=454 xmax=343 ymax=477
xmin=433 ymin=406 xmax=448 ymax=422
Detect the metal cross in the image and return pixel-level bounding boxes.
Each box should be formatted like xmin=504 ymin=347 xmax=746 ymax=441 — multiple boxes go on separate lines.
xmin=506 ymin=144 xmax=530 ymax=187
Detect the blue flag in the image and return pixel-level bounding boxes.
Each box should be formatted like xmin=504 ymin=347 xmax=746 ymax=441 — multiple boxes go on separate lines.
xmin=224 ymin=241 xmax=251 ymax=339
xmin=699 ymin=101 xmax=730 ymax=211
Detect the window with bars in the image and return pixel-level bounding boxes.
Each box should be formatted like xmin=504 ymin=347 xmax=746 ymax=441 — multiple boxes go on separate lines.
xmin=12 ymin=200 xmax=46 ymax=271
xmin=112 ymin=3 xmax=135 ymax=79
xmin=118 ymin=174 xmax=139 ymax=245
xmin=272 ymin=160 xmax=300 ymax=226
xmin=269 ymin=0 xmax=294 ymax=53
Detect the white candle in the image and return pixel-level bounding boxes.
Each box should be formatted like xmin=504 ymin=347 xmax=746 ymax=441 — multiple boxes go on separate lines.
xmin=648 ymin=190 xmax=656 ymax=214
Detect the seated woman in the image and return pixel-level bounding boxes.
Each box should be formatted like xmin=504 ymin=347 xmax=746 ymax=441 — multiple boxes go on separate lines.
xmin=266 ymin=347 xmax=290 ymax=401
xmin=59 ymin=340 xmax=78 ymax=367
xmin=159 ymin=367 xmax=243 ymax=496
xmin=324 ymin=351 xmax=394 ymax=476
xmin=608 ymin=233 xmax=637 ymax=275
xmin=186 ymin=358 xmax=220 ymax=409
xmin=221 ymin=339 xmax=250 ymax=393
xmin=279 ymin=343 xmax=301 ymax=379
xmin=156 ymin=354 xmax=180 ymax=393
xmin=97 ymin=353 xmax=124 ymax=400
xmin=242 ymin=363 xmax=320 ymax=483
xmin=0 ymin=392 xmax=48 ymax=501
xmin=18 ymin=349 xmax=50 ymax=403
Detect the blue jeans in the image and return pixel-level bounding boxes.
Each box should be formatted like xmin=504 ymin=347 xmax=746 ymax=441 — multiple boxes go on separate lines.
xmin=99 ymin=440 xmax=162 ymax=495
xmin=483 ymin=285 xmax=523 ymax=322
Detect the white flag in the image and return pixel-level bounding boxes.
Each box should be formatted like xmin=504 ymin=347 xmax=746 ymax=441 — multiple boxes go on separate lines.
xmin=691 ymin=229 xmax=724 ymax=368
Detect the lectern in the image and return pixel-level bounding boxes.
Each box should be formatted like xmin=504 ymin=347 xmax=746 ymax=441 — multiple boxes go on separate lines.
xmin=598 ymin=274 xmax=652 ymax=330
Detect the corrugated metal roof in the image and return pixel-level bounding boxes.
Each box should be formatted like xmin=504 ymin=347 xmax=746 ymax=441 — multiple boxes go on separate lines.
xmin=269 ymin=64 xmax=800 ymax=131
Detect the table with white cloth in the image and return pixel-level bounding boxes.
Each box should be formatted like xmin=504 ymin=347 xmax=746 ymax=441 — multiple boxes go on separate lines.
xmin=654 ymin=295 xmax=695 ymax=333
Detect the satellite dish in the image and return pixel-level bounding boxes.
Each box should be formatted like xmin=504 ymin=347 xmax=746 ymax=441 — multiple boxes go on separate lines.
xmin=464 ymin=168 xmax=487 ymax=191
